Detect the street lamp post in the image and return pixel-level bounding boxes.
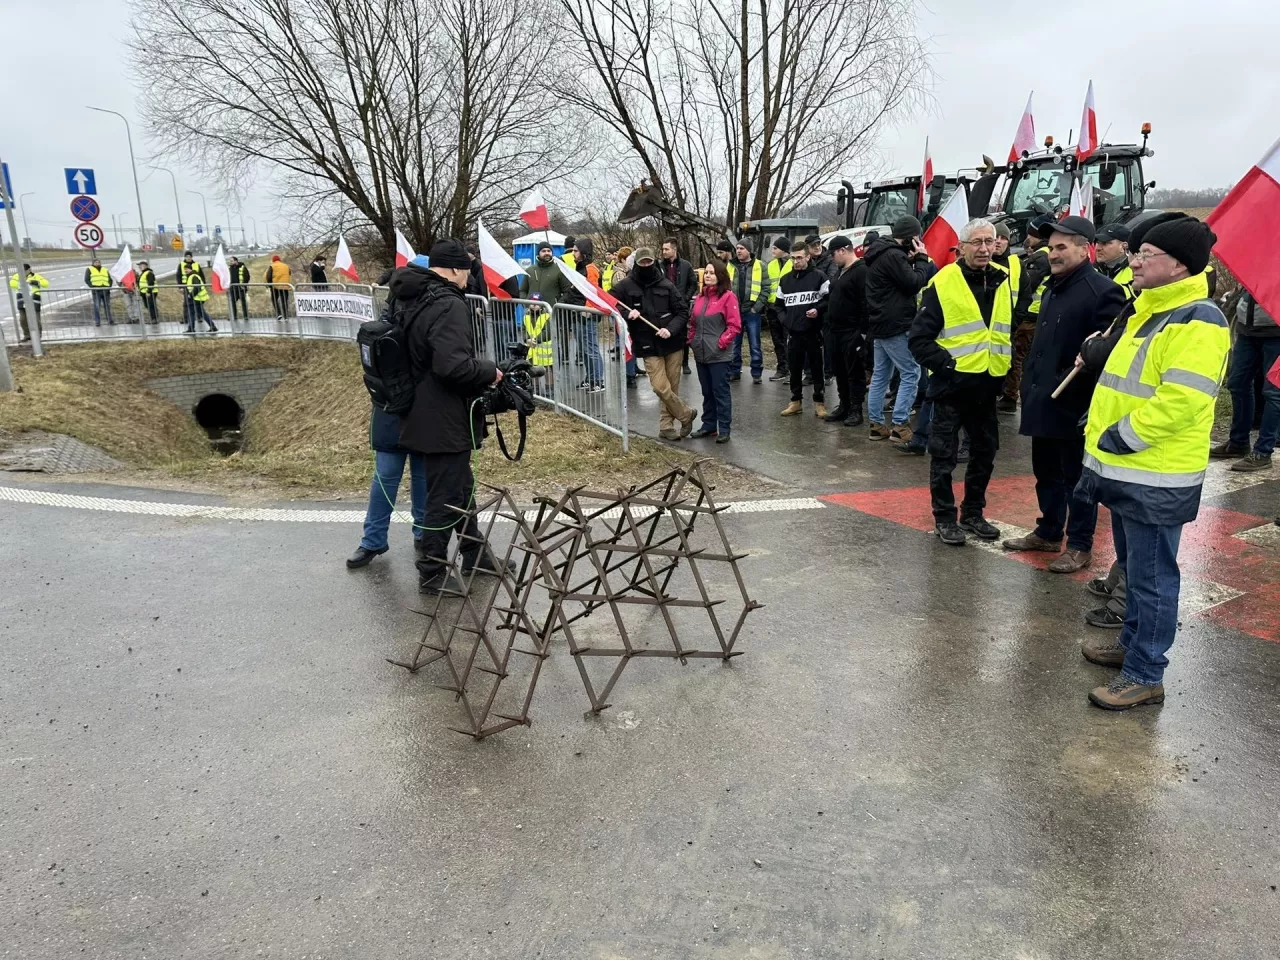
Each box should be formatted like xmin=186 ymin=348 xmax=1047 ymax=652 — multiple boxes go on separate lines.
xmin=119 ymin=212 xmax=132 ymax=248
xmin=18 ymin=192 xmax=34 ymax=254
xmin=154 ymin=168 xmax=184 ymax=250
xmin=86 ymin=106 xmax=148 ymax=250
xmin=248 ymin=216 xmax=259 ymax=247
xmin=188 ymin=190 xmax=209 ymax=252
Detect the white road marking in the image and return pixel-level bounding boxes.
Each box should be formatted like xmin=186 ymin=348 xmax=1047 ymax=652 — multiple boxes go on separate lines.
xmin=0 ymin=484 xmax=826 ymax=524
xmin=1201 ymin=467 xmax=1277 ymax=498
xmin=1235 ymin=522 xmax=1280 ymax=549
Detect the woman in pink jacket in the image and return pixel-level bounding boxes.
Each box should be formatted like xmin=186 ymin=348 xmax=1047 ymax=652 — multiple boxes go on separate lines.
xmin=687 ymin=260 xmax=742 ymax=443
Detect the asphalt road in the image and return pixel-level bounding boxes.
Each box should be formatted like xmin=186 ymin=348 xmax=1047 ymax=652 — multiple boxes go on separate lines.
xmin=1 ymin=379 xmax=1279 ymax=958
xmin=1 ymin=255 xmax=183 ymax=325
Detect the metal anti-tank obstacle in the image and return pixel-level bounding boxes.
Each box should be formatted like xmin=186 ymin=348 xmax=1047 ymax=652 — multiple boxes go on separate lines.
xmin=388 ymin=460 xmax=762 ymax=739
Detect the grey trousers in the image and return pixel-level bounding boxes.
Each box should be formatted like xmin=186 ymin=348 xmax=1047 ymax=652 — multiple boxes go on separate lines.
xmin=1103 ymin=561 xmax=1127 ymax=616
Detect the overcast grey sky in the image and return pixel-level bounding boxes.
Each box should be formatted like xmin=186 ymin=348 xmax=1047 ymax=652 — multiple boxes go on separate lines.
xmin=3 ymin=0 xmax=1278 ymax=245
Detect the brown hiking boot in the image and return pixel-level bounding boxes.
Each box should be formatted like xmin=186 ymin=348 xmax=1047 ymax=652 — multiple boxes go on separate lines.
xmin=781 ymin=401 xmax=803 ymax=416
xmin=1082 ymin=636 xmax=1125 ymax=666
xmin=679 ymin=407 xmax=698 ymax=438
xmin=659 ymin=428 xmax=682 ymax=440
xmin=1048 ymin=549 xmax=1093 ymax=573
xmin=1002 ymin=533 xmax=1062 ymax=552
xmin=889 ymin=425 xmax=914 ymax=445
xmin=814 ymin=402 xmax=828 ymax=419
xmin=869 ymin=423 xmax=892 ymax=441
xmin=1089 ymin=674 xmax=1165 ymax=710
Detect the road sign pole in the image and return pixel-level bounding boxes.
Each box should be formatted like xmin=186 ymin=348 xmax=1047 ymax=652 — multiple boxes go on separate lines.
xmin=0 ymin=155 xmax=41 ymax=361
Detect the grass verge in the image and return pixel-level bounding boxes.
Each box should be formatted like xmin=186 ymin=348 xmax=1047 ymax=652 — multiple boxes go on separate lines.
xmin=0 ymin=338 xmax=777 ymax=500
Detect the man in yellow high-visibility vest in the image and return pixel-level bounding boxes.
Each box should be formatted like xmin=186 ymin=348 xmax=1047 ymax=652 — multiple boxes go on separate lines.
xmin=1095 ymin=223 xmax=1135 ymax=299
xmin=765 ymin=237 xmax=793 ymax=381
xmin=1074 ymin=216 xmax=1228 ymax=710
xmin=10 ymin=263 xmax=49 ymax=341
xmin=908 ymin=218 xmax=1013 ymax=546
xmin=84 ymin=258 xmax=114 ymax=326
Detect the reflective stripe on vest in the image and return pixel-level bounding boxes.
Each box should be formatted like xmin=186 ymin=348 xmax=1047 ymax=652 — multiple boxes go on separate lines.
xmin=766 ymin=258 xmax=791 ymax=304
xmin=1007 ymin=254 xmax=1022 ymax=299
xmin=931 ymin=262 xmax=1014 ymax=376
xmin=522 ymin=309 xmax=553 ymax=365
xmin=138 ymin=271 xmax=156 ymax=294
xmin=88 ymin=265 xmax=111 ymax=287
xmin=727 ymin=259 xmax=763 ymax=304
xmin=186 ymin=274 xmax=210 ymax=302
xmin=1113 ymin=264 xmax=1135 ymax=301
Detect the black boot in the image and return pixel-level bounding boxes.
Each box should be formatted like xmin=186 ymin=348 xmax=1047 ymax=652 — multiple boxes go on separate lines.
xmin=823 ymin=405 xmax=848 ymax=422
xmin=843 ymin=407 xmax=864 ymax=427
xmin=346 ymin=546 xmax=387 ymax=568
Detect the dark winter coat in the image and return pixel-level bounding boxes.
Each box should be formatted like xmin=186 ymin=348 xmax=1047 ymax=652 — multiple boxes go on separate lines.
xmin=229 ymin=262 xmax=251 ymax=285
xmin=863 ymin=237 xmax=932 ymax=340
xmin=909 ymin=260 xmax=1007 ymax=400
xmin=776 ymin=264 xmax=829 ymax=334
xmin=1013 ymin=247 xmax=1050 ymax=325
xmin=661 ymin=255 xmax=699 ymax=303
xmin=561 ymin=238 xmax=598 ymax=308
xmin=524 ymin=257 xmax=571 ymax=305
xmin=310 ymin=262 xmax=327 ymax=284
xmin=827 ymin=260 xmax=868 ymax=333
xmin=1019 ymin=261 xmax=1127 ymax=438
xmin=392 ymin=265 xmax=498 ymax=455
xmin=466 ymin=258 xmax=489 ymax=298
xmin=812 ymin=251 xmax=838 ymax=283
xmin=611 ymin=267 xmax=690 ymax=358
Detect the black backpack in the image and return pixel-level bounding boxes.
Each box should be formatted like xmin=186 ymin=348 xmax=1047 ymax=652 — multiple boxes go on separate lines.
xmin=357 ymin=297 xmax=418 ymax=415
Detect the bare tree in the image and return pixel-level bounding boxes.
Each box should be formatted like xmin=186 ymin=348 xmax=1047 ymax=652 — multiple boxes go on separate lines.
xmin=131 ymin=0 xmax=588 ymax=254
xmin=559 ymin=0 xmax=928 ymax=227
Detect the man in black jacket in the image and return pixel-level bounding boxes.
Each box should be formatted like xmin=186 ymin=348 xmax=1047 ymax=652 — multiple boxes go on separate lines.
xmin=864 ymin=216 xmax=932 ymax=443
xmin=613 ymin=247 xmax=696 ymax=439
xmin=227 ymin=256 xmax=251 ymax=321
xmin=1001 ymin=217 xmax=1126 ymax=571
xmin=661 ymin=237 xmax=698 ymax=374
xmin=823 ymin=235 xmax=867 ymax=425
xmin=394 ymin=239 xmax=505 ymax=594
xmin=909 ymin=218 xmax=1013 ymax=545
xmin=1000 ymin=214 xmax=1054 ymax=412
xmin=309 ymin=256 xmax=327 ymax=285
xmin=807 ymin=234 xmax=838 ymax=380
xmin=728 ymin=238 xmax=769 ymax=383
xmin=777 ymin=240 xmax=829 ymax=419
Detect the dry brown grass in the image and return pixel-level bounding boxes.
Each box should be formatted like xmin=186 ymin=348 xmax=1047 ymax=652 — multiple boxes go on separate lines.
xmin=0 ymin=338 xmax=775 ymax=500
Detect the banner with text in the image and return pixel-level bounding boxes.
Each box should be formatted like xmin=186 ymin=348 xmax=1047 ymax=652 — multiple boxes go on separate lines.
xmin=294 ymin=290 xmax=375 ymax=322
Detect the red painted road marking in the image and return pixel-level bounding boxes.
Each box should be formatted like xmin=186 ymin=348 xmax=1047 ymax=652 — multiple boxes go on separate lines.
xmin=821 ymin=474 xmax=1280 ymax=644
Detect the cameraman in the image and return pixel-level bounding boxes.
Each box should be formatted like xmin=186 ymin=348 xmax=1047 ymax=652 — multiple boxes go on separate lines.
xmin=392 ymin=239 xmax=506 ymax=595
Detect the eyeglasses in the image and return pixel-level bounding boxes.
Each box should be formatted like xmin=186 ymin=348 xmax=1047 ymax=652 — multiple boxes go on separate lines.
xmin=962 ymin=237 xmax=998 ymax=247
xmin=1129 ymin=250 xmax=1172 ymax=264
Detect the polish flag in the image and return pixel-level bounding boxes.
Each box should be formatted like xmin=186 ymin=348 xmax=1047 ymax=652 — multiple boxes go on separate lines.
xmin=109 ymin=244 xmax=136 ymax=290
xmin=334 ymin=234 xmax=359 ymax=281
xmin=1067 ymin=178 xmax=1093 ymax=221
xmin=1076 ymin=81 xmax=1099 ymax=161
xmin=1008 ymin=91 xmax=1036 ymax=163
xmin=394 ymin=229 xmax=415 ymax=268
xmin=477 ymin=220 xmax=525 ymax=300
xmin=1208 ymin=136 xmax=1280 ymax=320
xmin=554 ymin=257 xmax=631 ymax=360
xmin=919 ymin=137 xmax=933 ymax=212
xmin=921 ymin=187 xmax=970 ymax=267
xmin=210 ymin=243 xmax=231 ymax=293
xmin=518 ymin=188 xmax=550 ymax=231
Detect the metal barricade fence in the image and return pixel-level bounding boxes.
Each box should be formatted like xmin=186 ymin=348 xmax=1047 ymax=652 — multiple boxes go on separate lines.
xmin=550 ymin=302 xmax=629 ymax=450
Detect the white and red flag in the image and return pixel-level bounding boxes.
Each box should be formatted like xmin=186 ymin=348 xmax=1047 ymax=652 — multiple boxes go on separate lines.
xmin=919 ymin=137 xmax=933 ymax=212
xmin=1208 ymin=136 xmax=1280 ymax=320
xmin=1008 ymin=91 xmax=1036 ymax=163
xmin=394 ymin=228 xmax=416 ymax=268
xmin=553 ymin=257 xmax=632 ymax=360
xmin=477 ymin=221 xmax=525 ymax=300
xmin=920 ymin=187 xmax=970 ymax=268
xmin=1067 ymin=178 xmax=1094 ymax=221
xmin=109 ymin=244 xmax=136 ymax=290
xmin=333 ymin=235 xmax=359 ymax=282
xmin=519 ymin=189 xmax=550 ymax=231
xmin=209 ymin=243 xmax=231 ymax=293
xmin=1076 ymin=81 xmax=1098 ymax=161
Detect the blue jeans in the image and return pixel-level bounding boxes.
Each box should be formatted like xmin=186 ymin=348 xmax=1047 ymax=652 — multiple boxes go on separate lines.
xmin=731 ymin=312 xmax=764 ymax=379
xmin=868 ymin=334 xmax=920 ymax=426
xmin=696 ymin=361 xmax=732 ymax=434
xmin=1227 ymin=335 xmax=1280 ymax=456
xmin=1112 ymin=511 xmax=1183 ymax=686
xmin=91 ymin=289 xmax=113 ymax=324
xmin=360 ymin=450 xmax=427 ymax=552
xmin=578 ymin=318 xmax=603 ymax=384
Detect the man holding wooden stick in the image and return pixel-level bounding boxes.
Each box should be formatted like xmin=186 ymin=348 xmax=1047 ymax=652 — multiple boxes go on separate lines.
xmin=1002 ymin=216 xmax=1126 ymax=572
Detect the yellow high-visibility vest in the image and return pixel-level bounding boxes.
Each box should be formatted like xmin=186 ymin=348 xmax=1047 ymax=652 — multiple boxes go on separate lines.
xmin=186 ymin=272 xmax=210 ymax=303
xmin=522 ymin=308 xmax=554 ymax=365
xmin=11 ymin=272 xmax=49 ymax=300
xmin=1112 ymin=264 xmax=1135 ymax=301
xmin=1084 ymin=272 xmax=1228 ymax=493
xmin=931 ymin=261 xmax=1014 ymax=376
xmin=602 ymin=262 xmax=615 ymax=291
xmin=726 ymin=259 xmax=764 ymax=304
xmin=87 ymin=265 xmax=112 ymax=287
xmin=137 ymin=270 xmax=156 ymax=295
xmin=766 ymin=257 xmax=791 ymax=304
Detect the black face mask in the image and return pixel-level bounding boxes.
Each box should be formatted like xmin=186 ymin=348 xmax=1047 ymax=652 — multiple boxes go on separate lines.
xmin=634 ymin=263 xmax=659 ymax=284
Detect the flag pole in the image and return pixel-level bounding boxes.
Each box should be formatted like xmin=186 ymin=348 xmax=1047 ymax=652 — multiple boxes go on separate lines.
xmin=1051 ymin=312 xmax=1126 ymax=398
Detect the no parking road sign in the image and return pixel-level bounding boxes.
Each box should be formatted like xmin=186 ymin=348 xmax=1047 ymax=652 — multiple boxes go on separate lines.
xmin=74 ymin=222 xmax=105 ymax=249
xmin=70 ymin=195 xmax=100 ymax=223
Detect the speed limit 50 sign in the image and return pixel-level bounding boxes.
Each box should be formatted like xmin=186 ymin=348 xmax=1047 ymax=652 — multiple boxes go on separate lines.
xmin=74 ymin=222 xmax=104 ymax=249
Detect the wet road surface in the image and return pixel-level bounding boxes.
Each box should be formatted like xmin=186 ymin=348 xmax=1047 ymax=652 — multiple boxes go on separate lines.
xmin=2 ymin=376 xmax=1279 ymax=958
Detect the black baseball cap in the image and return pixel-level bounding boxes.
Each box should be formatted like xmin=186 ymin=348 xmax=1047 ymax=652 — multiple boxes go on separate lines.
xmin=1026 ymin=214 xmax=1058 ymax=238
xmin=1049 ymin=216 xmax=1096 ymax=243
xmin=804 ymin=234 xmax=822 ymax=245
xmin=827 ymin=235 xmax=854 ymax=252
xmin=1095 ymin=223 xmax=1131 ymax=243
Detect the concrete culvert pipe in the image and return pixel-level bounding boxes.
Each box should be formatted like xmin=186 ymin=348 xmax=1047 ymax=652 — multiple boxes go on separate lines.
xmin=193 ymin=393 xmax=244 ymax=454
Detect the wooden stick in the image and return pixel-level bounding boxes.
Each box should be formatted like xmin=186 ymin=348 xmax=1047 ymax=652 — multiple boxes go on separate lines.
xmin=1050 ymin=313 xmax=1126 ymax=399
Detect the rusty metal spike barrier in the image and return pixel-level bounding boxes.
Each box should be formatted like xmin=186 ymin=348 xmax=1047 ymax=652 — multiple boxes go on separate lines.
xmin=388 ymin=460 xmax=761 ymax=739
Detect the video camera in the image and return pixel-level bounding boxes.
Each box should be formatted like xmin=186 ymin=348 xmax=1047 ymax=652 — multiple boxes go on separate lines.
xmin=479 ymin=341 xmax=545 ymax=460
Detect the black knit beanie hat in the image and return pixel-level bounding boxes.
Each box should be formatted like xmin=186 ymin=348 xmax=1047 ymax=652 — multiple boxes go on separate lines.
xmin=1142 ymin=217 xmax=1216 ymax=275
xmin=427 ymin=238 xmax=471 ymax=269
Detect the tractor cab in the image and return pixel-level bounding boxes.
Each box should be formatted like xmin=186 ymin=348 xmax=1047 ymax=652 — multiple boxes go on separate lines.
xmin=737 ymin=218 xmax=821 ymax=263
xmin=827 ymin=172 xmax=979 ymax=251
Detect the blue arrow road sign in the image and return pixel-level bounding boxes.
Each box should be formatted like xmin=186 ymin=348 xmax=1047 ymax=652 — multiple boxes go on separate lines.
xmin=157 ymin=224 xmax=166 ymax=234
xmin=215 ymin=225 xmax=222 ymax=235
xmin=0 ymin=162 xmax=12 ymax=209
xmin=196 ymin=224 xmax=204 ymax=234
xmin=64 ymin=167 xmax=96 ymax=195
xmin=70 ymin=195 xmax=100 ymax=223
xmin=177 ymin=223 xmax=184 ymax=233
